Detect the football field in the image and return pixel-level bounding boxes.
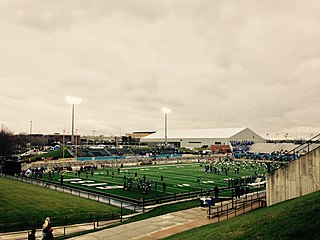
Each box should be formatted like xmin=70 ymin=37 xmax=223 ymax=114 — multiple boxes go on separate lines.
xmin=52 ymin=161 xmax=267 ymax=201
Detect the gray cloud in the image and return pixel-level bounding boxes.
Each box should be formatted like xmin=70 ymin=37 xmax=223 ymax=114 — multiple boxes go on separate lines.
xmin=1 ymin=0 xmax=320 ymax=138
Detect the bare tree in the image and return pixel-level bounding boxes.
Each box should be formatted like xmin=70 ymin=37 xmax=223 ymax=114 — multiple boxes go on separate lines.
xmin=0 ymin=128 xmax=14 ymax=161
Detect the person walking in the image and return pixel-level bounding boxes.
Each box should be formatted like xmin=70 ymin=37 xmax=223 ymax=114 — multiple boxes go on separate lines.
xmin=42 ymin=217 xmax=53 ymax=240
xmin=28 ymin=228 xmax=36 ymax=240
xmin=197 ymin=176 xmax=201 ymax=184
xmin=214 ymin=186 xmax=220 ymax=199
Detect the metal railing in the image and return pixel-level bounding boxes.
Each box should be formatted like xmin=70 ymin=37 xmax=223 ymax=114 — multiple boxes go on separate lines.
xmin=0 ymin=212 xmax=120 ymax=233
xmin=1 ymin=172 xmax=265 ymax=214
xmin=141 ymin=185 xmax=265 ymax=207
xmin=269 ymin=133 xmax=320 ymax=173
xmin=0 ymin=219 xmax=120 ymax=239
xmin=288 ymin=133 xmax=320 ymax=158
xmin=207 ymin=191 xmax=266 ymax=220
xmin=0 ymin=173 xmax=143 ymax=211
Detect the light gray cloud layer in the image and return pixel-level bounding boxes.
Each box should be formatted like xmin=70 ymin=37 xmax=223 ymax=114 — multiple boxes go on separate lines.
xmin=1 ymin=0 xmax=320 ymax=139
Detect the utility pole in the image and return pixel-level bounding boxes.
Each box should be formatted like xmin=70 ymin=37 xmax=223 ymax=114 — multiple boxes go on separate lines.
xmin=63 ymin=129 xmax=65 ymax=159
xmin=30 ymin=121 xmax=33 ymax=135
xmin=75 ymin=129 xmax=78 ymax=160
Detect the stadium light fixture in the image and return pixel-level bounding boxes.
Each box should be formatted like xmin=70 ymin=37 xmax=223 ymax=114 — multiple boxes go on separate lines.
xmin=162 ymin=107 xmax=172 ymax=114
xmin=66 ymin=96 xmax=82 ymax=145
xmin=162 ymin=107 xmax=171 ymax=146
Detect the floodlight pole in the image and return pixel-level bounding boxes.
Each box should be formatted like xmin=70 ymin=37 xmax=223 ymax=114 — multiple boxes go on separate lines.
xmin=63 ymin=129 xmax=66 ymax=159
xmin=75 ymin=129 xmax=78 ymax=160
xmin=66 ymin=96 xmax=81 ymax=146
xmin=162 ymin=108 xmax=171 ymax=146
xmin=71 ymin=103 xmax=75 ymax=145
xmin=164 ymin=112 xmax=168 ymax=146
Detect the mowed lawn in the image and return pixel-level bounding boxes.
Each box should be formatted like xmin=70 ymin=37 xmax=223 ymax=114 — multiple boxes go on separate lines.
xmin=47 ymin=162 xmax=267 ymax=200
xmin=165 ymin=190 xmax=320 ymax=240
xmin=0 ymin=177 xmax=123 ymax=232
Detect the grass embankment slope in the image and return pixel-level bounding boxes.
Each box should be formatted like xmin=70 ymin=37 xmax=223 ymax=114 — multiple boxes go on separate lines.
xmin=165 ymin=190 xmax=320 ymax=240
xmin=0 ymin=177 xmax=122 ymax=230
xmin=26 ymin=149 xmax=72 ymax=162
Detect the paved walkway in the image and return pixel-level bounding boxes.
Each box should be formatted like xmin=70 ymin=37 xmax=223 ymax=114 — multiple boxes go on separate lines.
xmin=0 ymin=196 xmax=263 ymax=240
xmin=68 ymin=200 xmax=262 ymax=240
xmin=68 ymin=207 xmax=210 ymax=240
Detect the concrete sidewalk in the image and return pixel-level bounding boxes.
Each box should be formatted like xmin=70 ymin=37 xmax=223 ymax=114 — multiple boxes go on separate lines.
xmin=1 ymin=195 xmax=263 ymax=240
xmin=67 ymin=198 xmax=263 ymax=240
xmin=67 ymin=207 xmax=210 ymax=240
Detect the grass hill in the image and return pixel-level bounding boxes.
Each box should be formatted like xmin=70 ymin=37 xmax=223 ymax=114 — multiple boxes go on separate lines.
xmin=25 ymin=149 xmax=73 ymax=162
xmin=165 ymin=190 xmax=320 ymax=240
xmin=0 ymin=177 xmax=123 ymax=232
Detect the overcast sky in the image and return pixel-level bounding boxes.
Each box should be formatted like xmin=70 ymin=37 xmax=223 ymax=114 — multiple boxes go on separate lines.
xmin=1 ymin=0 xmax=320 ymax=139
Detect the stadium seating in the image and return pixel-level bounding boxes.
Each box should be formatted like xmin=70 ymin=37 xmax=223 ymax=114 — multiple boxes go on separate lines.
xmin=231 ymin=141 xmax=254 ymax=153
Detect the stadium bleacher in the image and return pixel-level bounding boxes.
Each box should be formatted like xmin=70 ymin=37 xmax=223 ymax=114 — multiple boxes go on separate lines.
xmin=249 ymin=143 xmax=296 ymax=154
xmin=77 ymin=148 xmax=94 ymax=157
xmin=231 ymin=141 xmax=254 ymax=153
xmin=232 ymin=142 xmax=320 ymax=161
xmin=75 ymin=146 xmax=180 ymax=158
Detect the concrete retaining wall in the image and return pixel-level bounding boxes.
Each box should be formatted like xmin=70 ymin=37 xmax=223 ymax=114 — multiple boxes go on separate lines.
xmin=266 ymin=147 xmax=320 ymax=206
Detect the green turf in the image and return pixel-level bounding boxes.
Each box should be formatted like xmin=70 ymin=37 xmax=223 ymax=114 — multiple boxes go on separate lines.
xmin=164 ymin=190 xmax=320 ymax=240
xmin=45 ymin=161 xmax=267 ymax=200
xmin=0 ymin=177 xmax=125 ymax=232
